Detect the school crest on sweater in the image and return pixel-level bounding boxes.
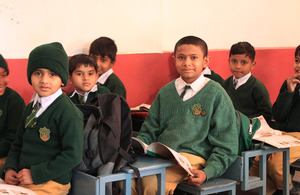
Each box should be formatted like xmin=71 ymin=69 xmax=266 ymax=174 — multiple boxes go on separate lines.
xmin=191 ymin=103 xmax=206 ymax=116
xmin=39 ymin=127 xmax=50 ymax=141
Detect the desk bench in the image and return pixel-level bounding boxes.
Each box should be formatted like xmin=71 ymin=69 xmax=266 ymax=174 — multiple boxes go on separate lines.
xmin=70 ymin=155 xmax=174 ymax=195
xmin=176 ymin=146 xmax=290 ymax=195
xmin=121 ymin=155 xmax=174 ymax=194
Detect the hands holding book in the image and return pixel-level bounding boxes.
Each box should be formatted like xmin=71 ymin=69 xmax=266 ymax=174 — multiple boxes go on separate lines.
xmin=188 ymin=169 xmax=207 ymax=186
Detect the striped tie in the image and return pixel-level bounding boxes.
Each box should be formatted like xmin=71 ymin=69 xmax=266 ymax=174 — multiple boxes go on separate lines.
xmin=25 ymin=102 xmax=40 ymax=128
xmin=233 ymin=79 xmax=238 ymax=89
xmin=180 ymin=85 xmax=191 ymax=99
xmin=78 ymin=95 xmax=85 ymax=104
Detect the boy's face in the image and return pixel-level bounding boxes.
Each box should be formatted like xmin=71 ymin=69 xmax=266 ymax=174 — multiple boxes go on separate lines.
xmin=228 ymin=54 xmax=255 ymax=79
xmin=0 ymin=67 xmax=9 ymax=96
xmin=69 ymin=64 xmax=98 ymax=94
xmin=174 ymin=44 xmax=209 ymax=84
xmin=294 ymin=55 xmax=300 ymax=79
xmin=91 ymin=55 xmax=114 ymax=75
xmin=31 ymin=68 xmax=62 ymax=97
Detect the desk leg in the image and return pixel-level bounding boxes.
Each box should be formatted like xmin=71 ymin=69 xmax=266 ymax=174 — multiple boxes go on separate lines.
xmin=259 ymin=154 xmax=267 ymax=195
xmin=99 ymin=180 xmax=105 ymax=195
xmin=282 ymin=148 xmax=290 ymax=195
xmin=123 ymin=174 xmax=132 ymax=195
xmin=157 ymin=168 xmax=166 ymax=195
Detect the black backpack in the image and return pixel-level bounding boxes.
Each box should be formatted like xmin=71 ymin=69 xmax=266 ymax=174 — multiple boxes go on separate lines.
xmin=75 ymin=93 xmax=137 ymax=193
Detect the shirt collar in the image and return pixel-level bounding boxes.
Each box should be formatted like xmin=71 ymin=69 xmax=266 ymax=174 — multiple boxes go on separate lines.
xmin=69 ymin=84 xmax=98 ymax=98
xmin=176 ymin=73 xmax=205 ymax=92
xmin=202 ymin=67 xmax=211 ymax=75
xmin=97 ymin=68 xmax=113 ymax=84
xmin=234 ymin=72 xmax=251 ymax=87
xmin=31 ymin=88 xmax=62 ymax=108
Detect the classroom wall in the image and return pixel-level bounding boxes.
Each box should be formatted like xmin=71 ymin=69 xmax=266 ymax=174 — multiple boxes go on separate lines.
xmin=6 ymin=48 xmax=295 ymax=107
xmin=1 ymin=0 xmax=300 ymax=107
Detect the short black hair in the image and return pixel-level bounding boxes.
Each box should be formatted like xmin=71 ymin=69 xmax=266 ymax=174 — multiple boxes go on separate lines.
xmin=229 ymin=42 xmax=256 ymax=62
xmin=69 ymin=54 xmax=98 ymax=75
xmin=174 ymin=36 xmax=208 ymax=58
xmin=295 ymin=45 xmax=300 ymax=57
xmin=89 ymin=37 xmax=117 ymax=63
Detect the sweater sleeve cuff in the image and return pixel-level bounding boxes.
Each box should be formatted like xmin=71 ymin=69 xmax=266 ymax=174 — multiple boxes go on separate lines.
xmin=202 ymin=165 xmax=216 ymax=180
xmin=31 ymin=164 xmax=48 ymax=184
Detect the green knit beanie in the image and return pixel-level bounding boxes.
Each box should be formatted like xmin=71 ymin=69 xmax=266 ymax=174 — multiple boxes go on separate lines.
xmin=0 ymin=54 xmax=9 ymax=74
xmin=27 ymin=42 xmax=69 ymax=86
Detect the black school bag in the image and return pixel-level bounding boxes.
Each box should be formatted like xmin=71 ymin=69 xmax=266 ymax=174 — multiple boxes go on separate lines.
xmin=75 ymin=93 xmax=137 ymax=178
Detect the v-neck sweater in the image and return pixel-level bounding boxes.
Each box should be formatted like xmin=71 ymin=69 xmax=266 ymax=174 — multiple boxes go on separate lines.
xmin=0 ymin=87 xmax=25 ymax=157
xmin=1 ymin=93 xmax=84 ymax=185
xmin=223 ymin=75 xmax=272 ymax=122
xmin=137 ymin=80 xmax=238 ymax=180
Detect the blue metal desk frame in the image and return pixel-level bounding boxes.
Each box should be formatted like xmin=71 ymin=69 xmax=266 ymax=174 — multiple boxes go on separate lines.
xmin=121 ymin=155 xmax=174 ymax=195
xmin=241 ymin=146 xmax=290 ymax=195
xmin=71 ymin=155 xmax=174 ymax=195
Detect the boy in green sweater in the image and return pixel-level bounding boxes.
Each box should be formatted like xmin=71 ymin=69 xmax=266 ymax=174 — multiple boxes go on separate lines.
xmin=134 ymin=36 xmax=238 ymax=195
xmin=68 ymin=54 xmax=110 ymax=104
xmin=223 ymin=41 xmax=273 ymax=123
xmin=0 ymin=54 xmax=25 ymax=171
xmin=89 ymin=36 xmax=126 ymax=99
xmin=0 ymin=42 xmax=84 ymax=195
xmin=251 ymin=45 xmax=300 ymax=195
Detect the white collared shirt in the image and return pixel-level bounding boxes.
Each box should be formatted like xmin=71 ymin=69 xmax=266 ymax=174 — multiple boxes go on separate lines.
xmin=233 ymin=72 xmax=251 ymax=89
xmin=69 ymin=84 xmax=98 ymax=102
xmin=30 ymin=88 xmax=63 ymax=117
xmin=97 ymin=69 xmax=113 ymax=84
xmin=175 ymin=73 xmax=210 ymax=101
xmin=202 ymin=67 xmax=211 ymax=75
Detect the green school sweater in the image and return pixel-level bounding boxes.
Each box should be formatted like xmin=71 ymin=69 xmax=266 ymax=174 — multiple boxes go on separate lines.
xmin=103 ymin=73 xmax=126 ymax=99
xmin=68 ymin=84 xmax=111 ymax=104
xmin=1 ymin=93 xmax=84 ymax=185
xmin=204 ymin=70 xmax=224 ymax=86
xmin=272 ymin=80 xmax=300 ymax=132
xmin=223 ymin=75 xmax=272 ymax=122
xmin=137 ymin=80 xmax=238 ymax=180
xmin=0 ymin=87 xmax=25 ymax=158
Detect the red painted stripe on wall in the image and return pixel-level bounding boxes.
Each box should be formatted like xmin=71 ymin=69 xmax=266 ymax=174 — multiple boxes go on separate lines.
xmin=6 ymin=48 xmax=295 ymax=107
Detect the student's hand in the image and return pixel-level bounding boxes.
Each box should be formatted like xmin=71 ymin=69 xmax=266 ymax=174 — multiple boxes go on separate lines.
xmin=286 ymin=74 xmax=300 ymax=92
xmin=17 ymin=169 xmax=34 ymax=185
xmin=4 ymin=168 xmax=19 ymax=185
xmin=187 ymin=169 xmax=207 ymax=186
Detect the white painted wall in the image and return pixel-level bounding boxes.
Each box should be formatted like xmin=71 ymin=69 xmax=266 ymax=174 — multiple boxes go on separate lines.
xmin=1 ymin=0 xmax=300 ymax=58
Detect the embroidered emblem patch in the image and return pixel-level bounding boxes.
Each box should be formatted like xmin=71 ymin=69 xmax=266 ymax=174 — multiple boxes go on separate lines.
xmin=191 ymin=104 xmax=202 ymax=116
xmin=39 ymin=127 xmax=50 ymax=142
xmin=200 ymin=110 xmax=206 ymax=116
xmin=0 ymin=109 xmax=2 ymax=117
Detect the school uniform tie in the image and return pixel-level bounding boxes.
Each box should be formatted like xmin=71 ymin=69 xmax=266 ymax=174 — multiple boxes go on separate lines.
xmin=78 ymin=94 xmax=85 ymax=104
xmin=180 ymin=85 xmax=191 ymax=99
xmin=233 ymin=79 xmax=238 ymax=89
xmin=25 ymin=102 xmax=40 ymax=128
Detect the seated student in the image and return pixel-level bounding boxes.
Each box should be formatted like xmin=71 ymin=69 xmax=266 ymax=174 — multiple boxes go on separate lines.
xmin=202 ymin=66 xmax=224 ymax=85
xmin=89 ymin=37 xmax=126 ymax=99
xmin=68 ymin=54 xmax=110 ymax=104
xmin=0 ymin=42 xmax=84 ymax=195
xmin=133 ymin=36 xmax=238 ymax=195
xmin=0 ymin=54 xmax=25 ymax=171
xmin=223 ymin=41 xmax=272 ymax=124
xmin=250 ymin=45 xmax=300 ymax=195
